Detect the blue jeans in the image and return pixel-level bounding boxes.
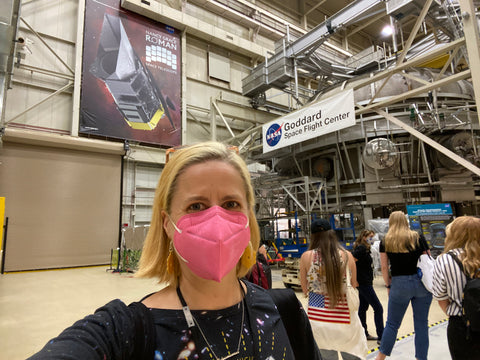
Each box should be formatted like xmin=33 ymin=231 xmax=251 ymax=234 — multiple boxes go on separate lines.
xmin=379 ymin=275 xmax=432 ymax=360
xmin=358 ymin=284 xmax=384 ymax=339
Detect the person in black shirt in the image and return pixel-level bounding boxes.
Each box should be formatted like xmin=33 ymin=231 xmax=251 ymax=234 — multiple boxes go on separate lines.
xmin=352 ymin=229 xmax=384 ymax=343
xmin=376 ymin=211 xmax=432 ymax=360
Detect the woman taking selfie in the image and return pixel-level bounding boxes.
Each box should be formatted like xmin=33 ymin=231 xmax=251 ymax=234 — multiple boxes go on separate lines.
xmin=29 ymin=142 xmax=319 ymax=359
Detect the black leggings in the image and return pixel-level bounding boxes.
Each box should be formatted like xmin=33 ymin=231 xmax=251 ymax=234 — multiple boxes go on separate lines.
xmin=447 ymin=316 xmax=480 ymax=360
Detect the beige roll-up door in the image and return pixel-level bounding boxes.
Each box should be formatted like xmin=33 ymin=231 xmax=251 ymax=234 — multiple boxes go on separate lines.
xmin=0 ymin=142 xmax=122 ymax=271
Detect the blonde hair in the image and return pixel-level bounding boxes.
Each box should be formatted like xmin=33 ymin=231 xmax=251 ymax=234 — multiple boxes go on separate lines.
xmin=309 ymin=230 xmax=346 ymax=307
xmin=384 ymin=211 xmax=419 ymax=252
xmin=136 ymin=142 xmax=260 ymax=285
xmin=444 ymin=216 xmax=480 ymax=278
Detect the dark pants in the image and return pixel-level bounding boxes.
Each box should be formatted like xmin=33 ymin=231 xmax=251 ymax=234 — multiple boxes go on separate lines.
xmin=319 ymin=349 xmax=362 ymax=360
xmin=447 ymin=316 xmax=480 ymax=360
xmin=358 ymin=284 xmax=384 ymax=339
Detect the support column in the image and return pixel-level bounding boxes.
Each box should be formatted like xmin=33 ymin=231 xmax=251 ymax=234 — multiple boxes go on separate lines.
xmin=458 ymin=0 xmax=480 ymax=125
xmin=210 ymin=97 xmax=216 ymax=141
xmin=181 ymin=30 xmax=187 ymax=144
xmin=71 ymin=0 xmax=86 ymax=136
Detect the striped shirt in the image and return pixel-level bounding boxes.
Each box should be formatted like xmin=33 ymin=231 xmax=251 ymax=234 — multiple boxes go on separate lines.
xmin=432 ymin=248 xmax=467 ymax=316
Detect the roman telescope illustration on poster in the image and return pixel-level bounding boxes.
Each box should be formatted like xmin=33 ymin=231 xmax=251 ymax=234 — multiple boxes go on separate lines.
xmin=89 ymin=13 xmax=175 ymax=132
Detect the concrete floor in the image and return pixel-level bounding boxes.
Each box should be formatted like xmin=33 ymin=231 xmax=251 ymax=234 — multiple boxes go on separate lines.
xmin=0 ymin=266 xmax=449 ymax=359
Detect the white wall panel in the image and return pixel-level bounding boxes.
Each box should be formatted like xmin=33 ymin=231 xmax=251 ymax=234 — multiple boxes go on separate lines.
xmin=230 ymin=61 xmax=248 ymax=93
xmin=6 ymin=0 xmax=76 ymax=134
xmin=208 ymin=52 xmax=231 ymax=83
xmin=121 ymin=161 xmax=162 ymax=227
xmin=5 ymin=84 xmax=72 ymax=133
xmin=20 ymin=0 xmax=77 ymax=42
xmin=185 ymin=3 xmax=250 ymax=42
xmin=186 ymin=42 xmax=208 ymax=82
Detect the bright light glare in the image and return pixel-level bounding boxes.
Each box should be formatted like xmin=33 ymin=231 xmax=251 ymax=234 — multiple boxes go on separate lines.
xmin=381 ymin=25 xmax=394 ymax=37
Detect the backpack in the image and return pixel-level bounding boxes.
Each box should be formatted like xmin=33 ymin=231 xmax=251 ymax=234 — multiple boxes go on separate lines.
xmin=448 ymin=251 xmax=480 ymax=333
xmin=247 ymin=261 xmax=270 ymax=289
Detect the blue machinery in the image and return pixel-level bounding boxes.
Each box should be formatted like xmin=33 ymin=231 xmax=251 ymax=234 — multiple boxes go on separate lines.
xmin=275 ymin=212 xmax=356 ymax=260
xmin=276 ymin=211 xmax=356 ymax=288
xmin=330 ymin=213 xmax=356 ymax=250
xmin=276 ymin=211 xmax=309 ymax=260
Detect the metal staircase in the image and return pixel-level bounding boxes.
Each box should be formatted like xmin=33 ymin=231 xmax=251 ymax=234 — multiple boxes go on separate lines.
xmin=439 ymin=0 xmax=469 ymax=64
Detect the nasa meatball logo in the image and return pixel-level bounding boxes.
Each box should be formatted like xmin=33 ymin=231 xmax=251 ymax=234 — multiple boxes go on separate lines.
xmin=266 ymin=123 xmax=283 ymax=147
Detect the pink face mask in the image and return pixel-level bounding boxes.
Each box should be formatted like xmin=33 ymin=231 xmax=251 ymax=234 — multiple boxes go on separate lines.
xmin=169 ymin=206 xmax=250 ymax=282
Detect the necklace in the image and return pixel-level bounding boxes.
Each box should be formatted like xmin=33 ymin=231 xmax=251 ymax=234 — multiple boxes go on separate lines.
xmin=192 ymin=299 xmax=244 ymax=360
xmin=177 ymin=286 xmax=245 ymax=360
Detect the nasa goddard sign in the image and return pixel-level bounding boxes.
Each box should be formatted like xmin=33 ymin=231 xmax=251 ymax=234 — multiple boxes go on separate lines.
xmin=263 ymin=89 xmax=355 ymax=153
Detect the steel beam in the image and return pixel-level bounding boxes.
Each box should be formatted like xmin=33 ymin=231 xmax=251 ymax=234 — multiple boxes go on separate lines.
xmin=458 ymin=0 xmax=480 ymax=125
xmin=212 ymin=99 xmax=235 ymax=138
xmin=374 ymin=108 xmax=480 ymax=177
xmin=20 ymin=17 xmax=74 ymax=75
xmin=356 ymin=70 xmax=471 ymax=115
xmin=5 ymin=82 xmax=73 ymax=124
xmin=276 ymin=0 xmax=382 ymax=59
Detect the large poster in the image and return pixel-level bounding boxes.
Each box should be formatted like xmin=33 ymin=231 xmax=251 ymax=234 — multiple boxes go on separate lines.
xmin=80 ymin=0 xmax=181 ymax=146
xmin=407 ymin=203 xmax=453 ymax=257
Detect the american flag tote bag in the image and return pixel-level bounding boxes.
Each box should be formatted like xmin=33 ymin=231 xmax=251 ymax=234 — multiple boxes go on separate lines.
xmin=307 ymin=292 xmax=351 ymax=324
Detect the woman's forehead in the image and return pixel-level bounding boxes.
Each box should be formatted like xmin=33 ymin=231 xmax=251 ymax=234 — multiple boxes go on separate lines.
xmin=174 ymin=160 xmax=246 ymax=194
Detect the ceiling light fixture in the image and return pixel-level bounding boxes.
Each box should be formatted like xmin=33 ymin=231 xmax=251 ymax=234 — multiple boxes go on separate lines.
xmin=381 ymin=25 xmax=394 ymax=37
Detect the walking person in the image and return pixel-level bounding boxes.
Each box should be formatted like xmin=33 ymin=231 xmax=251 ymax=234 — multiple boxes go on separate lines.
xmin=300 ymin=219 xmax=368 ymax=360
xmin=376 ymin=211 xmax=432 ymax=360
xmin=432 ymin=216 xmax=480 ymax=359
xmin=352 ymin=229 xmax=384 ymax=344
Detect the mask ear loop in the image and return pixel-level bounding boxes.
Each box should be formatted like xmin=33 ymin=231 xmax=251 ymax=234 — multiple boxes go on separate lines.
xmin=166 ymin=214 xmax=189 ymax=264
xmin=168 ymin=215 xmax=182 ymax=234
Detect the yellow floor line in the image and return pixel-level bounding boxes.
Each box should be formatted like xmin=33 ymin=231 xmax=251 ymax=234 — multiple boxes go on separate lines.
xmin=367 ymin=318 xmax=449 ymax=354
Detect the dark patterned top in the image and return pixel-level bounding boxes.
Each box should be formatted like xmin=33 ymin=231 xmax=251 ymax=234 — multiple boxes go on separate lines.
xmin=28 ymin=281 xmax=295 ymax=360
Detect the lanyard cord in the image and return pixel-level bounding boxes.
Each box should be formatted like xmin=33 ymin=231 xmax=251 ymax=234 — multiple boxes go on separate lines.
xmin=176 ymin=282 xmax=246 ymax=360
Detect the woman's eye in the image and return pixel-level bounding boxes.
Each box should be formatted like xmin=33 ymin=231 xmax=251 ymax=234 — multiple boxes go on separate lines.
xmin=224 ymin=201 xmax=240 ymax=210
xmin=188 ymin=203 xmax=204 ymax=212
